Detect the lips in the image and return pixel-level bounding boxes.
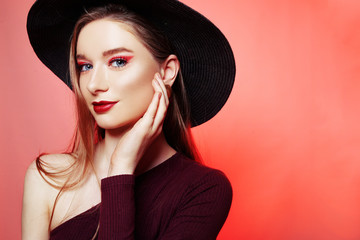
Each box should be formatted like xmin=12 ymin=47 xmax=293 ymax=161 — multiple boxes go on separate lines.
xmin=92 ymin=101 xmax=118 ymax=114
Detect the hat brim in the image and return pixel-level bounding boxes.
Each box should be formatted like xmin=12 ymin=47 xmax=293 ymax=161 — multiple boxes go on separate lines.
xmin=27 ymin=0 xmax=236 ymax=127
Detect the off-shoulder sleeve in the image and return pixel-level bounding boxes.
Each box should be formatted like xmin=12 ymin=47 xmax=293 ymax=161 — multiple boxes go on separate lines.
xmin=158 ymin=170 xmax=233 ymax=240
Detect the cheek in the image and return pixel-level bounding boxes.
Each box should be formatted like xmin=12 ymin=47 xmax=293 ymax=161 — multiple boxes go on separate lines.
xmin=111 ymin=68 xmax=155 ymax=111
xmin=78 ymin=79 xmax=91 ymax=103
xmin=115 ymin=62 xmax=157 ymax=94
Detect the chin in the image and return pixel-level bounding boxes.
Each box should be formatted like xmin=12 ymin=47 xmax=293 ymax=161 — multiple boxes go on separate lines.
xmin=92 ymin=107 xmax=147 ymax=132
xmin=96 ymin=117 xmax=140 ymax=131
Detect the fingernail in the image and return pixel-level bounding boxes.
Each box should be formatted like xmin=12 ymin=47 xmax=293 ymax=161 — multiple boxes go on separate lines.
xmin=154 ymin=78 xmax=159 ymax=86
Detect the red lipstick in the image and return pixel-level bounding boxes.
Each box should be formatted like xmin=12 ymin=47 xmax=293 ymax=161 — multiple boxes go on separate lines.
xmin=92 ymin=101 xmax=118 ymax=114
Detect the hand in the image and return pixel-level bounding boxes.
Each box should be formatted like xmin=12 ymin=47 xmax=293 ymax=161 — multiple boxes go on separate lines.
xmin=108 ymin=73 xmax=170 ymax=176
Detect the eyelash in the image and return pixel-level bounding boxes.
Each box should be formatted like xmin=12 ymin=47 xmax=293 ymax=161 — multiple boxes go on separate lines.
xmin=77 ymin=56 xmax=133 ymax=72
xmin=77 ymin=62 xmax=92 ymax=72
xmin=108 ymin=56 xmax=132 ymax=68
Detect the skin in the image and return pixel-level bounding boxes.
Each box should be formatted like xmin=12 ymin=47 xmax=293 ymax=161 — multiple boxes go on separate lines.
xmin=22 ymin=19 xmax=180 ymax=239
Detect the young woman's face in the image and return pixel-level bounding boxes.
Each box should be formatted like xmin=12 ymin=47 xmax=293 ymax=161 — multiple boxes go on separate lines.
xmin=76 ymin=19 xmax=161 ymax=130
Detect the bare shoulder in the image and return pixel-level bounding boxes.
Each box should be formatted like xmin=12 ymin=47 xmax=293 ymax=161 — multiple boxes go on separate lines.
xmin=36 ymin=153 xmax=76 ymax=171
xmin=25 ymin=153 xmax=75 ymax=188
xmin=22 ymin=153 xmax=75 ymax=240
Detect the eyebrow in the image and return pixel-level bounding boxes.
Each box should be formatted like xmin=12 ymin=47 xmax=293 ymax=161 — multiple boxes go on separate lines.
xmin=76 ymin=47 xmax=133 ymax=60
xmin=102 ymin=47 xmax=133 ymax=57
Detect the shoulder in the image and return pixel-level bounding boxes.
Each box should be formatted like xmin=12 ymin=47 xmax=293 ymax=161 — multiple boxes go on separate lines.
xmin=22 ymin=153 xmax=74 ymax=239
xmin=175 ymin=153 xmax=232 ymax=185
xmin=167 ymin=154 xmax=233 ymax=234
xmin=23 ymin=153 xmax=74 ymax=203
xmin=23 ymin=153 xmax=76 ymax=209
xmin=172 ymin=153 xmax=233 ymax=203
xmin=35 ymin=153 xmax=76 ymax=172
xmin=23 ymin=158 xmax=53 ymax=217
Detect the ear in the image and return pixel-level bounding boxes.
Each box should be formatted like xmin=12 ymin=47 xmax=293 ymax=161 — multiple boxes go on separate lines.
xmin=160 ymin=54 xmax=180 ymax=87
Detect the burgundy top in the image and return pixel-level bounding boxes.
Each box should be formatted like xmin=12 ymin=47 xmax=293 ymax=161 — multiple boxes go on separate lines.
xmin=50 ymin=153 xmax=232 ymax=239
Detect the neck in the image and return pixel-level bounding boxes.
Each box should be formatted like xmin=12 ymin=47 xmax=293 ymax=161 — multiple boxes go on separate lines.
xmin=95 ymin=126 xmax=176 ymax=177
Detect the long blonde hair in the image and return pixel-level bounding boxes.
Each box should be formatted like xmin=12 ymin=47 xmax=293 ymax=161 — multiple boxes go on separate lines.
xmin=36 ymin=3 xmax=201 ymax=231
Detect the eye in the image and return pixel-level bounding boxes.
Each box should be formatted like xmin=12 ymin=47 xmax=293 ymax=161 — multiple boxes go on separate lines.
xmin=109 ymin=56 xmax=133 ymax=68
xmin=77 ymin=62 xmax=93 ymax=72
xmin=110 ymin=59 xmax=127 ymax=68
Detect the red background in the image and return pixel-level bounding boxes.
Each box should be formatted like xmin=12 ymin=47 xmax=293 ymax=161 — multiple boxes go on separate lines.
xmin=1 ymin=0 xmax=360 ymax=239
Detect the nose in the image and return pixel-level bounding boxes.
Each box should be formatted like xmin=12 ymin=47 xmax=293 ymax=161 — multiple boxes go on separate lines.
xmin=86 ymin=64 xmax=109 ymax=94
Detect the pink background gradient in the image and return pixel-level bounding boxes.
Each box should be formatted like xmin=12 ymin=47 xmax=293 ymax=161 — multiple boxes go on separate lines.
xmin=1 ymin=0 xmax=360 ymax=239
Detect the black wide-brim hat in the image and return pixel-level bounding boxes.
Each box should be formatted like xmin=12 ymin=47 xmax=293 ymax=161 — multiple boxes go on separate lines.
xmin=27 ymin=0 xmax=236 ymax=127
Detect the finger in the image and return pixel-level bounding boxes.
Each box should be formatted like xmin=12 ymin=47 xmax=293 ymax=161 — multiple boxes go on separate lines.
xmin=154 ymin=73 xmax=169 ymax=106
xmin=142 ymin=85 xmax=161 ymax=125
xmin=152 ymin=105 xmax=166 ymax=133
xmin=152 ymin=74 xmax=168 ymax=114
xmin=152 ymin=77 xmax=168 ymax=131
xmin=153 ymin=74 xmax=169 ymax=119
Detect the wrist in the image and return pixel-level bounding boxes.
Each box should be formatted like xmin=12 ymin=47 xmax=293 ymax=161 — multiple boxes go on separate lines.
xmin=108 ymin=160 xmax=136 ymax=176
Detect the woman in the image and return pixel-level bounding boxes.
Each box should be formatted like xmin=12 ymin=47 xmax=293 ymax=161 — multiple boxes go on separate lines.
xmin=23 ymin=0 xmax=236 ymax=239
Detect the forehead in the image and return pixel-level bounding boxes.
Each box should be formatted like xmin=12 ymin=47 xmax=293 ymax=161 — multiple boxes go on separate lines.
xmin=76 ymin=19 xmax=145 ymax=56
